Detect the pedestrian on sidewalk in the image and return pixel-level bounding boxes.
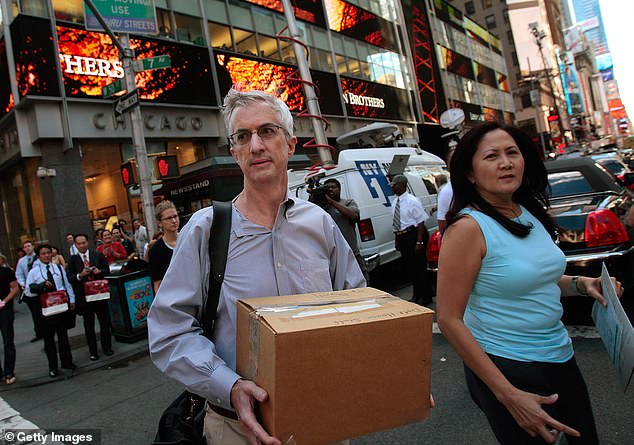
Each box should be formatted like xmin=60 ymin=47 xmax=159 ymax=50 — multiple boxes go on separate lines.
xmin=148 ymin=89 xmax=364 ymax=445
xmin=97 ymin=230 xmax=128 ymax=264
xmin=68 ymin=234 xmax=113 ymax=361
xmin=15 ymin=240 xmax=42 ymax=343
xmin=436 ymin=122 xmax=624 ymax=444
xmin=148 ymin=200 xmax=179 ymax=294
xmin=390 ymin=174 xmax=434 ymax=305
xmin=133 ymin=218 xmax=149 ymax=255
xmin=0 ymin=254 xmax=19 ymax=385
xmin=66 ymin=233 xmax=79 ymax=258
xmin=51 ymin=246 xmax=67 ymax=270
xmin=25 ymin=244 xmax=77 ymax=378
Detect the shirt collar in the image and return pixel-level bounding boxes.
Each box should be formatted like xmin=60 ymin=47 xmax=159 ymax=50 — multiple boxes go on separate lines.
xmin=232 ymin=191 xmax=297 ymax=238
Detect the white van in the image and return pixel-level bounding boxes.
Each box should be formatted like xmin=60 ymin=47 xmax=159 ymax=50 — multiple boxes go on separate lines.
xmin=288 ymin=125 xmax=447 ymax=272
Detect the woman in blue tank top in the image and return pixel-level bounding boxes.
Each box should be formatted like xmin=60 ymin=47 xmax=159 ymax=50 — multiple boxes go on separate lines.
xmin=436 ymin=122 xmax=624 ymax=445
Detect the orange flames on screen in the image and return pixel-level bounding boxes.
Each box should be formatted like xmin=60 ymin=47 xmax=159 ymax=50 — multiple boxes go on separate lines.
xmin=56 ymin=27 xmax=179 ymax=99
xmin=217 ymin=54 xmax=305 ymax=111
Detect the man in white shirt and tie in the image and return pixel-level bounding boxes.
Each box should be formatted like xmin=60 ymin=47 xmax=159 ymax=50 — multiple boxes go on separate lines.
xmin=390 ymin=174 xmax=434 ymax=305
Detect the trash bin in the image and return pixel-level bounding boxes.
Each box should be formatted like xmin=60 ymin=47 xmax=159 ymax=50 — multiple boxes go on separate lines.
xmin=106 ymin=259 xmax=155 ymax=343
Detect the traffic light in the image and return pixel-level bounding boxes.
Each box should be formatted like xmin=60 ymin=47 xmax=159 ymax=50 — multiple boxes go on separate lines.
xmin=120 ymin=161 xmax=138 ymax=187
xmin=155 ymin=155 xmax=179 ymax=179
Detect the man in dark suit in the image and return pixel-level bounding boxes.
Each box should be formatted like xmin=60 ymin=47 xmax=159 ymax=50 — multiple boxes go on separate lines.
xmin=67 ymin=233 xmax=113 ymax=361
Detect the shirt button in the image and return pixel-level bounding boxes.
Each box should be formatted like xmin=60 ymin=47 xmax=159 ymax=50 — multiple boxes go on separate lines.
xmin=277 ymin=262 xmax=282 ymax=268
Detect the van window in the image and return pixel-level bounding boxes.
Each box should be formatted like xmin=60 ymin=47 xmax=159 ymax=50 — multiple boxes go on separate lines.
xmin=409 ymin=166 xmax=448 ymax=197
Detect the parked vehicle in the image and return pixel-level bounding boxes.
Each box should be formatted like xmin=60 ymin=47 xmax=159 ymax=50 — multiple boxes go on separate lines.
xmin=545 ymin=157 xmax=634 ymax=317
xmin=589 ymin=153 xmax=634 ymax=190
xmin=288 ymin=124 xmax=448 ymax=273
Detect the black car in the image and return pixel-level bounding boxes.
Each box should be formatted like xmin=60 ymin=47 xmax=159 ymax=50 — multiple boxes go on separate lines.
xmin=546 ymin=157 xmax=634 ymax=319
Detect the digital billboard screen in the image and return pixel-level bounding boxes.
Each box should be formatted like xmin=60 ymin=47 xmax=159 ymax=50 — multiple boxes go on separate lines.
xmin=214 ymin=50 xmax=342 ymax=116
xmin=10 ymin=15 xmax=60 ymax=98
xmin=474 ymin=62 xmax=496 ymax=89
xmin=324 ymin=0 xmax=397 ymax=51
xmin=57 ymin=25 xmax=216 ymax=105
xmin=0 ymin=39 xmax=14 ymax=118
xmin=242 ymin=0 xmax=326 ymax=27
xmin=438 ymin=46 xmax=474 ymax=80
xmin=341 ymin=76 xmax=413 ymax=121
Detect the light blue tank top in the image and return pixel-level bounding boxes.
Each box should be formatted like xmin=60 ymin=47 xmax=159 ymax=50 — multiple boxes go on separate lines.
xmin=461 ymin=206 xmax=573 ymax=363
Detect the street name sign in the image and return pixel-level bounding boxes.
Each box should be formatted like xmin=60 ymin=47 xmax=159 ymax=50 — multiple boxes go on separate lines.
xmin=114 ymin=89 xmax=140 ymax=117
xmin=84 ymin=0 xmax=158 ymax=35
xmin=133 ymin=55 xmax=171 ymax=72
xmin=102 ymin=78 xmax=123 ymax=98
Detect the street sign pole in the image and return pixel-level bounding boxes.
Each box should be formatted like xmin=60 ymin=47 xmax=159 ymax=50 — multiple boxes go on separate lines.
xmin=83 ymin=0 xmax=157 ymax=238
xmin=120 ymin=33 xmax=157 ymax=239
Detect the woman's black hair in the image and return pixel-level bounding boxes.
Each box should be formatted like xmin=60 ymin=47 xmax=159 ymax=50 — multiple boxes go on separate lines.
xmin=446 ymin=121 xmax=556 ymax=238
xmin=35 ymin=244 xmax=53 ymax=256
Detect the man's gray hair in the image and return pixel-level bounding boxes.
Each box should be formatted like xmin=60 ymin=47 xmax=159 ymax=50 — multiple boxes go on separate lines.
xmin=221 ymin=88 xmax=294 ymax=137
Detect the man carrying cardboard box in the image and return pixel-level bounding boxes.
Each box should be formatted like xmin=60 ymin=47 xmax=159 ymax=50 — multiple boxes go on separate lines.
xmin=148 ymin=88 xmax=365 ymax=445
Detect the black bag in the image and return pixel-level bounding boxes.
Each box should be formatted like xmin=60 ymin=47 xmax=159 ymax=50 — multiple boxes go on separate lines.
xmin=153 ymin=201 xmax=232 ymax=445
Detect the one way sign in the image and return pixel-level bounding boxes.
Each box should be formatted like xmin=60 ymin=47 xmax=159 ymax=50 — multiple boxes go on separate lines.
xmin=114 ymin=89 xmax=140 ymax=117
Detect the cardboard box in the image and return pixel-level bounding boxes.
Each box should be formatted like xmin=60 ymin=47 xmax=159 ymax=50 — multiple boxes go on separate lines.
xmin=236 ymin=287 xmax=433 ymax=445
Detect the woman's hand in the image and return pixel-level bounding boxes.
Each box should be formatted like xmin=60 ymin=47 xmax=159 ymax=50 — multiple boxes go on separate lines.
xmin=501 ymin=389 xmax=580 ymax=443
xmin=579 ymin=276 xmax=623 ymax=307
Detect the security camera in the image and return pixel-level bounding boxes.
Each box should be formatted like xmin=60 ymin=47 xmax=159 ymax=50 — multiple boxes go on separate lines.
xmin=36 ymin=166 xmax=48 ymax=179
xmin=46 ymin=168 xmax=56 ymax=177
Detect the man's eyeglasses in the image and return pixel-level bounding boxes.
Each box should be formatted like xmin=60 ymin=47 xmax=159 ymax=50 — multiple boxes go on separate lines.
xmin=228 ymin=124 xmax=286 ymax=147
xmin=161 ymin=215 xmax=179 ymax=222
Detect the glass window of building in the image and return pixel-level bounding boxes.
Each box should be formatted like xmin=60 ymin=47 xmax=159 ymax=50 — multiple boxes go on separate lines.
xmin=258 ymin=34 xmax=280 ymax=60
xmin=312 ymin=48 xmax=333 ymax=71
xmin=465 ymin=1 xmax=475 ymax=15
xmin=174 ymin=12 xmax=204 ymax=45
xmin=503 ymin=9 xmax=509 ymax=23
xmin=203 ymin=0 xmax=227 ymax=23
xmin=234 ymin=28 xmax=257 ymax=56
xmin=19 ymin=0 xmax=47 ymax=16
xmin=228 ymin=3 xmax=253 ymax=30
xmin=167 ymin=141 xmax=207 ymax=167
xmin=172 ymin=1 xmax=199 ymax=16
xmin=280 ymin=40 xmax=296 ymax=64
xmin=481 ymin=0 xmax=492 ymax=9
xmin=347 ymin=58 xmax=361 ymax=77
xmin=209 ymin=22 xmax=232 ymax=49
xmin=336 ymin=54 xmax=348 ymax=75
xmin=253 ymin=8 xmax=275 ymax=36
xmin=485 ymin=14 xmax=496 ymax=29
xmin=52 ymin=0 xmax=84 ymax=23
xmin=359 ymin=60 xmax=371 ymax=80
xmin=157 ymin=8 xmax=174 ymax=38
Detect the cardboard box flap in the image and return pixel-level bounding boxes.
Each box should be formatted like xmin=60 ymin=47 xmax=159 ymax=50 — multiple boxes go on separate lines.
xmin=238 ymin=287 xmax=433 ymax=334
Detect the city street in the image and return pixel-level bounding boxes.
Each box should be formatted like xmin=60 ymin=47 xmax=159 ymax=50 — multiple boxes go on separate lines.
xmin=0 ymin=267 xmax=632 ymax=445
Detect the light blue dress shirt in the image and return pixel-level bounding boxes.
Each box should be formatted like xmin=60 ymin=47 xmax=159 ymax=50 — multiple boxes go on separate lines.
xmin=24 ymin=259 xmax=76 ymax=303
xmin=148 ymin=196 xmax=365 ymax=410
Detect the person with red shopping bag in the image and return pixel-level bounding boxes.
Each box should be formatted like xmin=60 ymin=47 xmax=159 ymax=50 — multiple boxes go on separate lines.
xmin=25 ymin=244 xmax=76 ymax=378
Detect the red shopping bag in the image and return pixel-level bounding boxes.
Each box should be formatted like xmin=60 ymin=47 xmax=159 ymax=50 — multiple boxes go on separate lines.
xmin=83 ymin=279 xmax=110 ymax=302
xmin=40 ymin=290 xmax=69 ymax=317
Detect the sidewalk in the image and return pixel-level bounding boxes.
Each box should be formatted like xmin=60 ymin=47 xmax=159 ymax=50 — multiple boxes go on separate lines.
xmin=0 ymin=301 xmax=150 ymax=391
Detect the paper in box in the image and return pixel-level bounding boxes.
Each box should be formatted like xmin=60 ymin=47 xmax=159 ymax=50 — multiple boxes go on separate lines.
xmin=236 ymin=287 xmax=432 ymax=445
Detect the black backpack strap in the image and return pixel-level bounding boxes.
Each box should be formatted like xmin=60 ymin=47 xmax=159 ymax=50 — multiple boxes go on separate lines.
xmin=201 ymin=201 xmax=232 ymax=340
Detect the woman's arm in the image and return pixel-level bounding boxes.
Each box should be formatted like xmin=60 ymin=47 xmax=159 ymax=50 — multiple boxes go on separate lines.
xmin=558 ymin=275 xmax=623 ymax=306
xmin=437 ymin=217 xmax=579 ymax=443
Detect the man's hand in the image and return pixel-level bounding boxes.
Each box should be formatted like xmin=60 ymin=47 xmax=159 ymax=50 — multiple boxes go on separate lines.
xmin=79 ymin=267 xmax=91 ymax=278
xmin=230 ymin=379 xmax=281 ymax=445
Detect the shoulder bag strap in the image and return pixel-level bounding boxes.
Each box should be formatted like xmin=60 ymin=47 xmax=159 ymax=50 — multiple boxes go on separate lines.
xmin=201 ymin=201 xmax=232 ymax=340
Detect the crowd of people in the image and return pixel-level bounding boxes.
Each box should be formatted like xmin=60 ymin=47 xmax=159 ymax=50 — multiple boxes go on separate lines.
xmin=0 ymin=206 xmax=178 ymax=383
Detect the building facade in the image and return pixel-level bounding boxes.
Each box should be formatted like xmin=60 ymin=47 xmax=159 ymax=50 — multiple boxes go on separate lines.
xmin=0 ymin=0 xmax=423 ymax=261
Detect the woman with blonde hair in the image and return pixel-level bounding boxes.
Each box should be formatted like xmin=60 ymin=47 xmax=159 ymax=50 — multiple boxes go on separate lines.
xmin=148 ymin=200 xmax=179 ymax=293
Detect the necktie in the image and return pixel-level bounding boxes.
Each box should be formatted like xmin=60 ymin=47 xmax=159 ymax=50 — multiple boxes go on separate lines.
xmin=83 ymin=254 xmax=90 ymax=268
xmin=46 ymin=264 xmax=57 ymax=291
xmin=393 ymin=197 xmax=401 ymax=232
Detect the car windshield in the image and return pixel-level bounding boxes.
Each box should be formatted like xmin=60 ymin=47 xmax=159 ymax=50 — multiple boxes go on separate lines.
xmin=597 ymin=159 xmax=626 ymax=176
xmin=547 ymin=171 xmax=593 ymax=197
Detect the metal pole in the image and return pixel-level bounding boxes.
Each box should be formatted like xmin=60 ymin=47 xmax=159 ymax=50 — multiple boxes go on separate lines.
xmin=83 ymin=1 xmax=156 ymax=237
xmin=280 ymin=0 xmax=334 ymax=166
xmin=120 ymin=34 xmax=157 ymax=239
